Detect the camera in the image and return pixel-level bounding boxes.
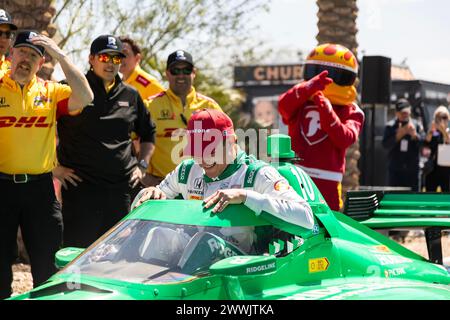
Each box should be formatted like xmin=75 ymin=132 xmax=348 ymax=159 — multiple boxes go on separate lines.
xmin=400 ymin=120 xmax=409 ymax=127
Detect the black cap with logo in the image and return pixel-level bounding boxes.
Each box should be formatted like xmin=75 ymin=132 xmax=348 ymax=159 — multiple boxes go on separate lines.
xmin=395 ymin=98 xmax=411 ymax=112
xmin=166 ymin=50 xmax=194 ymax=69
xmin=0 ymin=9 xmax=18 ymax=30
xmin=13 ymin=30 xmax=45 ymax=56
xmin=90 ymin=35 xmax=126 ymax=57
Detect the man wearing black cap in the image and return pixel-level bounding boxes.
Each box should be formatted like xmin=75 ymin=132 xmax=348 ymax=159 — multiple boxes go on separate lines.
xmin=0 ymin=30 xmax=93 ymax=298
xmin=382 ymin=98 xmax=425 ymax=191
xmin=143 ymin=50 xmax=221 ymax=185
xmin=0 ymin=9 xmax=17 ymax=76
xmin=54 ymin=35 xmax=156 ymax=248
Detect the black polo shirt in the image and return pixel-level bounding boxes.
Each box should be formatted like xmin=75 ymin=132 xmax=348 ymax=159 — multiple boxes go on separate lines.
xmin=57 ymin=70 xmax=155 ymax=185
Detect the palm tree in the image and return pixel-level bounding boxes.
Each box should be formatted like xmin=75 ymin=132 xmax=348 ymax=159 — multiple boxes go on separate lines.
xmin=4 ymin=0 xmax=58 ymax=79
xmin=316 ymin=0 xmax=361 ymax=206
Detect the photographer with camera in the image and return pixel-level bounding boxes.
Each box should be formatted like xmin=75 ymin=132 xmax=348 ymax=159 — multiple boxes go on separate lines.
xmin=382 ymin=98 xmax=425 ymax=191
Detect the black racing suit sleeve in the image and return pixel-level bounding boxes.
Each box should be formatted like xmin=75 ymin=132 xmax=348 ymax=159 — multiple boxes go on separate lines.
xmin=135 ymin=94 xmax=156 ymax=143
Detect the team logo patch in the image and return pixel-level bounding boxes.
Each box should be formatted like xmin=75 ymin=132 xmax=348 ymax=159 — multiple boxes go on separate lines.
xmin=193 ymin=177 xmax=204 ymax=190
xmin=0 ymin=10 xmax=7 ymax=21
xmin=300 ymin=104 xmax=328 ymax=145
xmin=176 ymin=50 xmax=186 ymax=59
xmin=274 ymin=180 xmax=290 ymax=191
xmin=27 ymin=32 xmax=38 ymax=42
xmin=158 ymin=109 xmax=173 ymax=120
xmin=33 ymin=96 xmax=51 ymax=108
xmin=107 ymin=36 xmax=117 ymax=49
xmin=136 ymin=75 xmax=150 ymax=87
xmin=0 ymin=97 xmax=9 ymax=108
xmin=189 ymin=195 xmax=203 ymax=200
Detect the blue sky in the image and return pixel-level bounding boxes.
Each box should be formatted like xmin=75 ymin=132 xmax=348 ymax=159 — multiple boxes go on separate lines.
xmin=255 ymin=0 xmax=450 ymax=84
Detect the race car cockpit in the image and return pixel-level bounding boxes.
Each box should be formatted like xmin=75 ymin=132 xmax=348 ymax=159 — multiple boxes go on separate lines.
xmin=64 ymin=218 xmax=292 ymax=284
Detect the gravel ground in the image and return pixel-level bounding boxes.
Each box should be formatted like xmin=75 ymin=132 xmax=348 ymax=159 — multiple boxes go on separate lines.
xmin=10 ymin=234 xmax=450 ymax=297
xmin=11 ymin=264 xmax=33 ymax=297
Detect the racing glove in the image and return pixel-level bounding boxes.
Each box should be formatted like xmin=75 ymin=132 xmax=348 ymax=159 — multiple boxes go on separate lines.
xmin=302 ymin=70 xmax=333 ymax=99
xmin=313 ymin=91 xmax=363 ymax=149
xmin=279 ymin=71 xmax=333 ymax=125
xmin=313 ymin=91 xmax=339 ymax=129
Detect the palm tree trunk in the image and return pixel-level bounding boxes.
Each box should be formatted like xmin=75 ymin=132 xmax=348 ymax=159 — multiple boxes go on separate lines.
xmin=316 ymin=0 xmax=360 ymax=207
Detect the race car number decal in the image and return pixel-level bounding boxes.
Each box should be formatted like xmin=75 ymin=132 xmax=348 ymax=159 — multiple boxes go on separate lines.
xmin=290 ymin=166 xmax=316 ymax=202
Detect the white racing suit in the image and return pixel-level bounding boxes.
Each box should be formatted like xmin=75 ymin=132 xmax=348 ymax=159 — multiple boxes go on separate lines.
xmin=139 ymin=150 xmax=314 ymax=230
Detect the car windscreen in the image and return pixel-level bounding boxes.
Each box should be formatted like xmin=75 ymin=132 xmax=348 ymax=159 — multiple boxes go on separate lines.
xmin=62 ymin=219 xmax=285 ymax=284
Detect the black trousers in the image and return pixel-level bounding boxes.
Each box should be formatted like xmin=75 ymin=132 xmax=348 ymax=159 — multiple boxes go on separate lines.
xmin=62 ymin=181 xmax=132 ymax=249
xmin=0 ymin=176 xmax=62 ymax=299
xmin=388 ymin=168 xmax=419 ymax=191
xmin=424 ymin=165 xmax=450 ymax=192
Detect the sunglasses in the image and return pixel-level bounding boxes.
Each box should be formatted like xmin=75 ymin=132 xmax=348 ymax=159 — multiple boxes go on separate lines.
xmin=303 ymin=63 xmax=357 ymax=86
xmin=0 ymin=31 xmax=13 ymax=39
xmin=97 ymin=53 xmax=122 ymax=65
xmin=169 ymin=67 xmax=193 ymax=75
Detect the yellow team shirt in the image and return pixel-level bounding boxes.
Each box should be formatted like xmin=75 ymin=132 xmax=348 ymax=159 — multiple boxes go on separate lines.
xmin=125 ymin=65 xmax=164 ymax=100
xmin=0 ymin=55 xmax=11 ymax=77
xmin=0 ymin=71 xmax=72 ymax=174
xmin=146 ymin=87 xmax=222 ymax=177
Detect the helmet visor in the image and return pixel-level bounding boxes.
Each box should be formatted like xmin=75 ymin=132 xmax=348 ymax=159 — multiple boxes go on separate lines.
xmin=303 ymin=64 xmax=357 ymax=86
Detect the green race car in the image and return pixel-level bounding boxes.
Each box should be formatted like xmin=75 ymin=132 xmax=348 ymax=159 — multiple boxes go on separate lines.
xmin=10 ymin=135 xmax=450 ymax=300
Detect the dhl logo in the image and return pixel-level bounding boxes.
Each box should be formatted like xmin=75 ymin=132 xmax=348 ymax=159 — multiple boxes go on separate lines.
xmin=0 ymin=116 xmax=52 ymax=128
xmin=157 ymin=128 xmax=178 ymax=138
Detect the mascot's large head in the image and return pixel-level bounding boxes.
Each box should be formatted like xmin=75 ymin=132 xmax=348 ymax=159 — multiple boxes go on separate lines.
xmin=304 ymin=43 xmax=358 ymax=105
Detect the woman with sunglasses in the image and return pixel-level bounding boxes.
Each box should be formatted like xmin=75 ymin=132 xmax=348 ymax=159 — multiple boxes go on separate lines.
xmin=278 ymin=43 xmax=364 ymax=211
xmin=54 ymin=35 xmax=156 ymax=248
xmin=423 ymin=105 xmax=450 ymax=191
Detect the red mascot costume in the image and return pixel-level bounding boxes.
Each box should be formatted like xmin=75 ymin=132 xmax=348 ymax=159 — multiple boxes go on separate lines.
xmin=278 ymin=43 xmax=364 ymax=211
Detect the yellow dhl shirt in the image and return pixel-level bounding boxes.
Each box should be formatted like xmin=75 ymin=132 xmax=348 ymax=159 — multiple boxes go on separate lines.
xmin=0 ymin=72 xmax=72 ymax=174
xmin=146 ymin=87 xmax=222 ymax=177
xmin=125 ymin=65 xmax=164 ymax=100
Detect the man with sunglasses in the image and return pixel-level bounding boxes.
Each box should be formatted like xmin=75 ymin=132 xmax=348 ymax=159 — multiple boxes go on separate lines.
xmin=54 ymin=35 xmax=156 ymax=248
xmin=0 ymin=9 xmax=17 ymax=76
xmin=143 ymin=50 xmax=221 ymax=186
xmin=382 ymin=98 xmax=424 ymax=191
xmin=0 ymin=30 xmax=94 ymax=298
xmin=278 ymin=44 xmax=364 ymax=211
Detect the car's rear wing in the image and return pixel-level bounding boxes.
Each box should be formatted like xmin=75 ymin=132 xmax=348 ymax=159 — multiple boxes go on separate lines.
xmin=343 ymin=191 xmax=450 ymax=264
xmin=344 ymin=191 xmax=450 ymax=227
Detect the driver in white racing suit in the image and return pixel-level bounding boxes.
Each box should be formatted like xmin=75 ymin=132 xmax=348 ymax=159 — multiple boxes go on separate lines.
xmin=133 ymin=109 xmax=314 ymax=230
